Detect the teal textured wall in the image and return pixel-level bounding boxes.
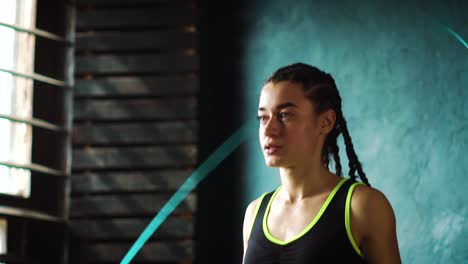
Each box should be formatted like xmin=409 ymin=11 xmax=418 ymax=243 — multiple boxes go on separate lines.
xmin=240 ymin=0 xmax=467 ymax=263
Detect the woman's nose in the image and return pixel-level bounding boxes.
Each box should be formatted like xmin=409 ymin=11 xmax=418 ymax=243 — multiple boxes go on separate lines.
xmin=263 ymin=117 xmax=280 ymax=137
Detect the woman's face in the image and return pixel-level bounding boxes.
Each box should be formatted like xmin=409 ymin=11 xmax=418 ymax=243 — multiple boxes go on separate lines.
xmin=258 ymin=81 xmax=326 ymax=168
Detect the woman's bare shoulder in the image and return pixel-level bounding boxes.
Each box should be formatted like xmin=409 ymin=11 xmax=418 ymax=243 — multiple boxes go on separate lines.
xmin=242 ymin=195 xmax=266 ymax=256
xmin=245 ymin=198 xmax=260 ymax=214
xmin=351 ymin=183 xmax=400 ymax=262
xmin=243 ymin=196 xmax=262 ymax=231
xmin=244 ymin=190 xmax=271 ymax=222
xmin=352 ymin=184 xmax=395 ymax=218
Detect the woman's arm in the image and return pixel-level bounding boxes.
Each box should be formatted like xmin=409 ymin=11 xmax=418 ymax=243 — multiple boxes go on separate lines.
xmin=242 ymin=199 xmax=259 ymax=264
xmin=351 ymin=185 xmax=402 ymax=264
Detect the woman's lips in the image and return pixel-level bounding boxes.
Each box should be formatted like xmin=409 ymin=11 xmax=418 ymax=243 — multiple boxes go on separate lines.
xmin=264 ymin=145 xmax=281 ymax=155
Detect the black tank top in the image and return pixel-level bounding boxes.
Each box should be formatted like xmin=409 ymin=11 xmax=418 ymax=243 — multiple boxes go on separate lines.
xmin=244 ymin=178 xmax=367 ymax=264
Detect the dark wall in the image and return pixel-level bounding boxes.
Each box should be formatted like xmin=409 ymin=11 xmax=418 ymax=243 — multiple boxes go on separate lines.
xmin=69 ymin=0 xmax=199 ymax=263
xmin=196 ymin=1 xmax=249 ymax=263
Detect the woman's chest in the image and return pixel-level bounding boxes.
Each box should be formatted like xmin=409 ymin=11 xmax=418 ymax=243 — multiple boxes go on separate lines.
xmin=266 ymin=196 xmax=328 ymax=241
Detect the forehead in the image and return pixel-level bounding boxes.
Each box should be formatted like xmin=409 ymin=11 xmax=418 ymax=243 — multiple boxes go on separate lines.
xmin=258 ymin=81 xmax=310 ymax=110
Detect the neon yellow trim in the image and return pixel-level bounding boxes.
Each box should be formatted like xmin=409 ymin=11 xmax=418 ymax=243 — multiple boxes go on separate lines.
xmin=248 ymin=192 xmax=268 ymax=240
xmin=263 ymin=178 xmax=348 ymax=245
xmin=345 ymin=182 xmax=365 ymax=257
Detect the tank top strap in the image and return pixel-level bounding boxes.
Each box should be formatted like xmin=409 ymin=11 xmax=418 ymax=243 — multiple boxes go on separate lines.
xmin=249 ymin=188 xmax=277 ymax=242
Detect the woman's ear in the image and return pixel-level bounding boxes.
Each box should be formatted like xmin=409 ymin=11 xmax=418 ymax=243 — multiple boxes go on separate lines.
xmin=320 ymin=109 xmax=336 ymax=135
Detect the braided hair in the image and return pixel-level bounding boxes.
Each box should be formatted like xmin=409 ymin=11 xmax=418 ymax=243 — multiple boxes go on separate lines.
xmin=265 ymin=63 xmax=370 ymax=186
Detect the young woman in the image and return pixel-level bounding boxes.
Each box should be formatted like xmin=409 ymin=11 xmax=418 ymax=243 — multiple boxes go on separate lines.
xmin=242 ymin=63 xmax=401 ymax=263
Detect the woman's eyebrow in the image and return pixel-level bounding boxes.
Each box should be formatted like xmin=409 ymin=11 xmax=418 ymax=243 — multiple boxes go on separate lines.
xmin=258 ymin=102 xmax=298 ymax=112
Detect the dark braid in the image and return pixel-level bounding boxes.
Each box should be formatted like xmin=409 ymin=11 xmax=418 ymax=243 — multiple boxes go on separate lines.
xmin=265 ymin=62 xmax=371 ymax=186
xmin=336 ymin=108 xmax=370 ymax=185
xmin=321 ymin=123 xmax=342 ymax=177
xmin=330 ymin=134 xmax=343 ymax=178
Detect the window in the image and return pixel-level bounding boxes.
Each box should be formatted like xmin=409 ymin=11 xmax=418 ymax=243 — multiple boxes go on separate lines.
xmin=0 ymin=0 xmax=36 ymax=198
xmin=0 ymin=218 xmax=5 ymax=255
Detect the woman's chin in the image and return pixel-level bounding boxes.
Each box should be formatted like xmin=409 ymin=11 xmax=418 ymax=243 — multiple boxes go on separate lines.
xmin=264 ymin=157 xmax=285 ymax=167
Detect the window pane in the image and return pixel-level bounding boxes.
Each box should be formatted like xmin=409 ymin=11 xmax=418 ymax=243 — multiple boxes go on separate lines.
xmin=0 ymin=0 xmax=36 ymax=198
xmin=0 ymin=218 xmax=6 ymax=255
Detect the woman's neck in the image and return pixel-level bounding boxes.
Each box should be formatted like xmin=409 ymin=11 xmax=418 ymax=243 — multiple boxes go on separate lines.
xmin=278 ymin=163 xmax=340 ymax=204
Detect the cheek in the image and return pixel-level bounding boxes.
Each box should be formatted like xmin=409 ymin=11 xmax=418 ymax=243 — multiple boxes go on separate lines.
xmin=258 ymin=126 xmax=267 ymax=147
xmin=286 ymin=125 xmax=317 ymax=148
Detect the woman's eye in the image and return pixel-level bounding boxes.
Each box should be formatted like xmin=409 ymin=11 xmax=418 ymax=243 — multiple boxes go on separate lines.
xmin=279 ymin=112 xmax=291 ymax=119
xmin=257 ymin=115 xmax=267 ymax=121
